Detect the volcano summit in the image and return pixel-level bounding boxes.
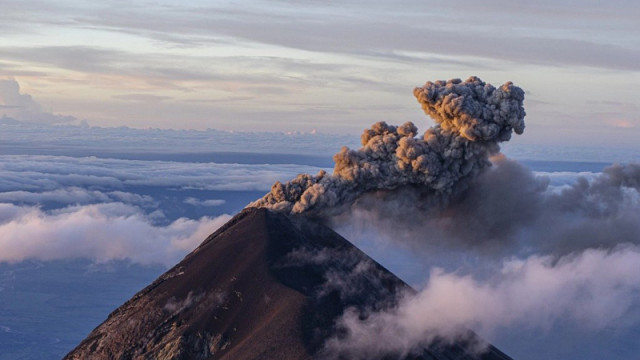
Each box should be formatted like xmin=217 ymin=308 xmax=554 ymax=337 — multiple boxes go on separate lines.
xmin=64 ymin=208 xmax=512 ymax=360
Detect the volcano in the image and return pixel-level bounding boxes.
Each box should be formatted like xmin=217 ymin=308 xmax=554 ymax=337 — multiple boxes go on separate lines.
xmin=64 ymin=208 xmax=512 ymax=360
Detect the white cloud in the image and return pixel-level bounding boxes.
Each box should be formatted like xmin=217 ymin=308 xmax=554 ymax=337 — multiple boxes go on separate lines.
xmin=0 ymin=154 xmax=329 ymax=192
xmin=0 ymin=202 xmax=231 ymax=266
xmin=0 ymin=79 xmax=76 ymax=124
xmin=184 ymin=197 xmax=226 ymax=207
xmin=0 ymin=188 xmax=155 ymax=207
xmin=3 ymin=1 xmax=636 ymax=71
xmin=325 ymin=244 xmax=640 ymax=358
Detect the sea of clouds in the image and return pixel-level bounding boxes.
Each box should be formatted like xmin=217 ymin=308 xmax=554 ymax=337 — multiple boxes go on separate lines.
xmin=0 ymin=153 xmax=331 ymax=265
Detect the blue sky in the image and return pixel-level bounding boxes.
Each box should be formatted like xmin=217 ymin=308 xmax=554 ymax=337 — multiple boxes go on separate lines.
xmin=1 ymin=0 xmax=639 ymax=152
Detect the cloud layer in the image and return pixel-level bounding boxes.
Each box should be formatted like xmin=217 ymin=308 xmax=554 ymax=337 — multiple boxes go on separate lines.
xmin=0 ymin=152 xmax=330 ymax=266
xmin=324 ymin=244 xmax=640 ymax=359
xmin=0 ymin=120 xmax=356 ymax=157
xmin=0 ymin=202 xmax=231 ymax=266
xmin=2 ymin=1 xmax=637 ymax=71
xmin=0 ymin=154 xmax=328 ymax=193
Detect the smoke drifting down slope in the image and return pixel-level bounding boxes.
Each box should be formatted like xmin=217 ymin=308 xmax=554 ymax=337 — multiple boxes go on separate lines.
xmin=249 ymin=76 xmax=525 ymax=215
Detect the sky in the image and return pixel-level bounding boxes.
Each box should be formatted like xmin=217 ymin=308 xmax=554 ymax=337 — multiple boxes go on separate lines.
xmin=0 ymin=0 xmax=639 ymax=153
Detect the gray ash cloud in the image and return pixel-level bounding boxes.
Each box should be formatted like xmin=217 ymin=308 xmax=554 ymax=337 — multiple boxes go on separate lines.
xmin=249 ymin=76 xmax=526 ymax=215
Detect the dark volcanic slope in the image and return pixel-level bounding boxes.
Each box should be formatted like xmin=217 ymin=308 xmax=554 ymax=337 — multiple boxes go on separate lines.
xmin=64 ymin=208 xmax=512 ymax=360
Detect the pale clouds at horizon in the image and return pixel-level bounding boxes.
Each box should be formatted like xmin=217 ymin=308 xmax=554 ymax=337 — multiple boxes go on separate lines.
xmin=0 ymin=0 xmax=639 ymax=150
xmin=0 ymin=154 xmax=330 ymax=193
xmin=0 ymin=202 xmax=232 ymax=266
xmin=0 ymin=153 xmax=328 ymax=265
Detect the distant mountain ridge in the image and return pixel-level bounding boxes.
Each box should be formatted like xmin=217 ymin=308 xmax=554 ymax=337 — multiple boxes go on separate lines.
xmin=64 ymin=208 xmax=512 ymax=360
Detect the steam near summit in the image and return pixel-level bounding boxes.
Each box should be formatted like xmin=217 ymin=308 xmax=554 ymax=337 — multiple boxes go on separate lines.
xmin=250 ymin=76 xmax=526 ymax=216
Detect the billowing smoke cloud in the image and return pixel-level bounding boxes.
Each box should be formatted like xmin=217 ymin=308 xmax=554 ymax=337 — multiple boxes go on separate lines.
xmin=335 ymin=157 xmax=640 ymax=257
xmin=250 ymin=77 xmax=525 ymax=215
xmin=0 ymin=202 xmax=231 ymax=266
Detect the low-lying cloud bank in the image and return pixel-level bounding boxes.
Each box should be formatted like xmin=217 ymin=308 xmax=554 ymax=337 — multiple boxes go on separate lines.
xmin=0 ymin=202 xmax=231 ymax=266
xmin=323 ymin=244 xmax=640 ymax=359
xmin=0 ymin=153 xmax=331 ymax=267
xmin=0 ymin=187 xmax=156 ymax=207
xmin=0 ymin=154 xmax=326 ymax=193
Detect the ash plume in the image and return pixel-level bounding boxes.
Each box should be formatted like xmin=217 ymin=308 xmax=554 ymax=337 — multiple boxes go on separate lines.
xmin=335 ymin=157 xmax=640 ymax=257
xmin=249 ymin=76 xmax=526 ymax=215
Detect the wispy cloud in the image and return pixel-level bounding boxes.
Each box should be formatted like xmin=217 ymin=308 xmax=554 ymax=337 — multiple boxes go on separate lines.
xmin=183 ymin=197 xmax=225 ymax=207
xmin=3 ymin=1 xmax=636 ymax=71
xmin=112 ymin=94 xmax=173 ymax=103
xmin=1 ymin=1 xmax=638 ymax=137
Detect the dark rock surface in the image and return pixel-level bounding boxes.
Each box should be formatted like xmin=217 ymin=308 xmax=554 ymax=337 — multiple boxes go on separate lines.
xmin=64 ymin=208 xmax=513 ymax=360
